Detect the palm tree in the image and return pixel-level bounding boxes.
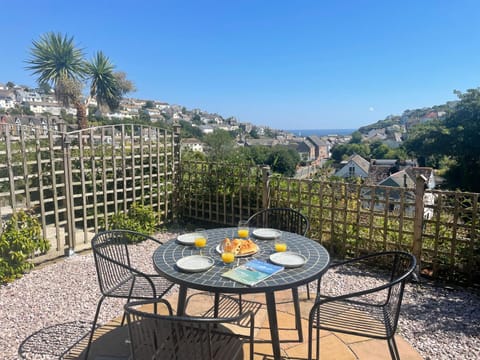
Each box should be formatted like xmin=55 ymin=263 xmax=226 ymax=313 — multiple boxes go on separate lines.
xmin=86 ymin=51 xmax=122 ymax=116
xmin=26 ymin=32 xmax=133 ymax=129
xmin=25 ymin=32 xmax=88 ymax=129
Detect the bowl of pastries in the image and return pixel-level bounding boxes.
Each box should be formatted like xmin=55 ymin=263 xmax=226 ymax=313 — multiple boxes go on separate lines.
xmin=218 ymin=238 xmax=259 ymax=257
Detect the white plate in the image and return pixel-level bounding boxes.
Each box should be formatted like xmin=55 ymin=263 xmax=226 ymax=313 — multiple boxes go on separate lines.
xmin=252 ymin=228 xmax=282 ymax=240
xmin=176 ymin=255 xmax=214 ymax=273
xmin=269 ymin=252 xmax=306 ymax=268
xmin=176 ymin=233 xmax=203 ymax=245
xmin=215 ymin=243 xmax=259 ymax=257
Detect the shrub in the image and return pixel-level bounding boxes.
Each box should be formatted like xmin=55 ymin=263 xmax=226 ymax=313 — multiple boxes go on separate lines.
xmin=108 ymin=202 xmax=158 ymax=243
xmin=0 ymin=210 xmax=50 ymax=283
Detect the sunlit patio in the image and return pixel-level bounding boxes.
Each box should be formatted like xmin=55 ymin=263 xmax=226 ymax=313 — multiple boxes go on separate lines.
xmin=57 ymin=289 xmax=421 ymax=360
xmin=6 ymin=231 xmax=479 ymax=360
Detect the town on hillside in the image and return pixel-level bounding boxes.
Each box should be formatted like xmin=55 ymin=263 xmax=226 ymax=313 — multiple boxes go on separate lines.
xmin=0 ymin=81 xmax=439 ymax=190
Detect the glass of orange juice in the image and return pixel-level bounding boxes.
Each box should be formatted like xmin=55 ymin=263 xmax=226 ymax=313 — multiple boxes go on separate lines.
xmin=274 ymin=232 xmax=287 ymax=252
xmin=237 ymin=220 xmax=249 ymax=239
xmin=220 ymin=241 xmax=236 ymax=265
xmin=194 ymin=229 xmax=207 ymax=253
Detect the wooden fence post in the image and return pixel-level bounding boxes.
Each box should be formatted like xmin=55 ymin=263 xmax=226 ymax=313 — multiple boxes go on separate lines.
xmin=172 ymin=124 xmax=182 ymax=223
xmin=63 ymin=134 xmax=75 ymax=256
xmin=262 ymin=166 xmax=270 ymax=209
xmin=412 ymin=175 xmax=427 ymax=278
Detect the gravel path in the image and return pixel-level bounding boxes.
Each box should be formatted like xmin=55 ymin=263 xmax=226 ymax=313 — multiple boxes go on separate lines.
xmin=1 ymin=232 xmax=479 ymax=359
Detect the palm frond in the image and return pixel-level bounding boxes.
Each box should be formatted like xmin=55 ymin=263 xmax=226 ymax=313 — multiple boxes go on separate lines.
xmin=25 ymin=32 xmax=87 ymax=86
xmin=87 ymin=51 xmax=122 ymax=112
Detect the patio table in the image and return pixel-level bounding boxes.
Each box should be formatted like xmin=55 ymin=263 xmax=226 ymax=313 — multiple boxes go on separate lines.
xmin=153 ymin=227 xmax=330 ymax=360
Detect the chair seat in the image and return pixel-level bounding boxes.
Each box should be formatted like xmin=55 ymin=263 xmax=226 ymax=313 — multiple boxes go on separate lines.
xmin=311 ymin=299 xmax=395 ymax=339
xmin=106 ymin=274 xmax=173 ymax=299
xmin=125 ymin=298 xmax=255 ymax=360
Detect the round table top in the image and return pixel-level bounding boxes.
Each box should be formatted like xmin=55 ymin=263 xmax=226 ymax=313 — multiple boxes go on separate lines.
xmin=153 ymin=227 xmax=330 ymax=294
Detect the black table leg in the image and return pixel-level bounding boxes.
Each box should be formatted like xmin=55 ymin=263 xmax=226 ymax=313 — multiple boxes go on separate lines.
xmin=265 ymin=291 xmax=282 ymax=360
xmin=292 ymin=287 xmax=303 ymax=342
xmin=177 ymin=285 xmax=188 ymax=315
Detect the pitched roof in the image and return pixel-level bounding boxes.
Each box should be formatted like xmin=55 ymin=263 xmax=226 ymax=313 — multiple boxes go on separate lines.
xmin=379 ymin=169 xmax=415 ymax=188
xmin=306 ymin=135 xmax=327 ymax=146
xmin=348 ymin=154 xmax=370 ymax=174
xmin=378 ymin=167 xmax=434 ymax=188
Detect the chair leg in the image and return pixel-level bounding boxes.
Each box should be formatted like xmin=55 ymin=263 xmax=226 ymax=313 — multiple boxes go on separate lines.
xmin=214 ymin=292 xmax=220 ymax=317
xmin=308 ymin=321 xmax=313 ymax=360
xmin=121 ymin=278 xmax=137 ymax=326
xmin=85 ymin=296 xmax=106 ymax=360
xmin=387 ymin=336 xmax=401 ymax=360
xmin=238 ymin=294 xmax=243 ymax=313
xmin=307 ymin=312 xmax=320 ymax=360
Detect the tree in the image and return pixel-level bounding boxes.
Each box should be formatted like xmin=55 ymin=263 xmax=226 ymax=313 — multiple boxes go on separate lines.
xmin=349 ymin=131 xmax=363 ymax=144
xmin=144 ymin=100 xmax=155 ymax=109
xmin=241 ymin=145 xmax=270 ymax=164
xmin=114 ymin=71 xmax=136 ymax=95
xmin=404 ymin=88 xmax=480 ymax=191
xmin=331 ymin=143 xmax=370 ymax=162
xmin=265 ymin=146 xmax=300 ymax=176
xmin=6 ymin=81 xmax=15 ymax=89
xmin=204 ymin=129 xmax=235 ymax=161
xmin=26 ymin=32 xmax=88 ymax=129
xmin=26 ymin=32 xmax=133 ymax=129
xmin=86 ymin=51 xmax=123 ymax=116
xmin=179 ymin=119 xmax=203 ymax=139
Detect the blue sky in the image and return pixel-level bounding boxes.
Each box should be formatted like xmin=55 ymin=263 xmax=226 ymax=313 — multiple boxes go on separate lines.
xmin=2 ymin=0 xmax=480 ymax=129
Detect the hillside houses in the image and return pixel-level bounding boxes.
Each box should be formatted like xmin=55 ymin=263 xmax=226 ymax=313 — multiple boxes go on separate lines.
xmin=0 ymin=90 xmax=15 ymax=109
xmin=335 ymin=154 xmax=435 ymax=189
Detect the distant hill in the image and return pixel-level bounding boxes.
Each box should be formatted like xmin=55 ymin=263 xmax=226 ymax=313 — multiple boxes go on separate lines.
xmin=358 ymin=101 xmax=458 ymax=134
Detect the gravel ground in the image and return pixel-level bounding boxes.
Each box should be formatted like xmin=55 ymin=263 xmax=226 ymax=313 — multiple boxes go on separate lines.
xmin=1 ymin=231 xmax=479 ymax=360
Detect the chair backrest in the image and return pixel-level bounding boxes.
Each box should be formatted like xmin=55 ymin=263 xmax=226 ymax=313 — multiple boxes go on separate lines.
xmin=91 ymin=230 xmax=135 ymax=295
xmin=125 ymin=299 xmax=254 ymax=360
xmin=247 ymin=207 xmax=309 ymax=236
xmin=351 ymin=251 xmax=416 ymax=333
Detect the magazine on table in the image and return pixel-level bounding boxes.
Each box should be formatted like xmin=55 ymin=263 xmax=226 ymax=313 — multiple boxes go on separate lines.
xmin=222 ymin=259 xmax=284 ymax=286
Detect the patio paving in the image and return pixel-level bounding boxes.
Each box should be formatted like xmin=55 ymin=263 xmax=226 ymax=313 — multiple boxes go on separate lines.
xmin=68 ymin=289 xmax=423 ymax=360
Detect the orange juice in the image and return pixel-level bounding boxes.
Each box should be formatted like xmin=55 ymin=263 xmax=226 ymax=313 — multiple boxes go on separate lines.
xmin=221 ymin=252 xmax=235 ymax=264
xmin=194 ymin=236 xmax=207 ymax=248
xmin=237 ymin=229 xmax=249 ymax=238
xmin=275 ymin=243 xmax=287 ymax=252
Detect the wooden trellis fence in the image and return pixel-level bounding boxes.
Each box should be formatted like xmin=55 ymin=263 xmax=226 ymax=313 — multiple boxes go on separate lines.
xmin=0 ymin=123 xmax=180 ymax=262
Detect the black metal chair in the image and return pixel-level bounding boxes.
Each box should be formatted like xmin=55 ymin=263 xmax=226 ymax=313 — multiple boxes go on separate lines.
xmin=125 ymin=298 xmax=255 ymax=360
xmin=245 ymin=207 xmax=310 ymax=342
xmin=85 ymin=229 xmax=174 ymax=360
xmin=247 ymin=207 xmax=311 ymax=293
xmin=308 ymin=251 xmax=416 ymax=360
xmin=247 ymin=207 xmax=310 ymax=237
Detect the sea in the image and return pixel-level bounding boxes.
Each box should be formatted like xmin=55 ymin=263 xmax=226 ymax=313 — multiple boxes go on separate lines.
xmin=284 ymin=129 xmax=356 ymax=137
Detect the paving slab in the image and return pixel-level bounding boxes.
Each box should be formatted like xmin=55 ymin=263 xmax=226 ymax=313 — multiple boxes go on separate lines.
xmin=71 ymin=288 xmax=423 ymax=359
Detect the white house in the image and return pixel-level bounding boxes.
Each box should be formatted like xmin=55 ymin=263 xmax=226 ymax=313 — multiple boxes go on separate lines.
xmin=0 ymin=94 xmax=15 ymax=109
xmin=334 ymin=154 xmax=370 ymax=179
xmin=181 ymin=138 xmax=204 ymax=153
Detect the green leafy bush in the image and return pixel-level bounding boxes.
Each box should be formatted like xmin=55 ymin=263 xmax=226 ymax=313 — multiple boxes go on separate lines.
xmin=108 ymin=202 xmax=158 ymax=242
xmin=0 ymin=210 xmax=50 ymax=283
